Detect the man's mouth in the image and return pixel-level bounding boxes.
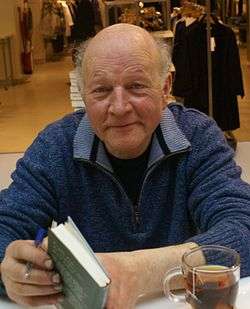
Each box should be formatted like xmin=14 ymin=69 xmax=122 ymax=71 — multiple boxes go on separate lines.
xmin=112 ymin=122 xmax=136 ymax=128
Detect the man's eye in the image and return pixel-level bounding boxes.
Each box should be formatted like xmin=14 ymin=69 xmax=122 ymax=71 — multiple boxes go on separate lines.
xmin=93 ymin=86 xmax=112 ymax=93
xmin=128 ymin=83 xmax=146 ymax=90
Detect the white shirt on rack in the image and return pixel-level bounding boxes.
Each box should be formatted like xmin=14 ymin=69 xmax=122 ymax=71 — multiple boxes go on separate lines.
xmin=59 ymin=1 xmax=74 ymax=37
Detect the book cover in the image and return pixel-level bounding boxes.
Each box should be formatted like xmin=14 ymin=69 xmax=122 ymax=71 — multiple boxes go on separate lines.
xmin=48 ymin=218 xmax=110 ymax=309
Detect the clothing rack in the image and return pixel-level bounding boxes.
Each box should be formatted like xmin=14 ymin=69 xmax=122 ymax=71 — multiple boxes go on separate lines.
xmin=204 ymin=0 xmax=250 ymax=117
xmin=220 ymin=0 xmax=250 ymax=62
xmin=182 ymin=1 xmax=213 ymax=117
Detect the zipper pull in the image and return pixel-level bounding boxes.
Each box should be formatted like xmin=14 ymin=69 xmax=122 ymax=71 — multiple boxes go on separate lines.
xmin=135 ymin=210 xmax=140 ymax=226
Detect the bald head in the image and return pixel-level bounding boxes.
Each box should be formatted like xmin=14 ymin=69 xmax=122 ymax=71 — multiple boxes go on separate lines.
xmin=77 ymin=24 xmax=171 ymax=95
xmin=85 ymin=23 xmax=159 ymax=58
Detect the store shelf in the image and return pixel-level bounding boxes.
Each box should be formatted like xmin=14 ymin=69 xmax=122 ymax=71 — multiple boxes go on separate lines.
xmin=99 ymin=0 xmax=171 ymax=29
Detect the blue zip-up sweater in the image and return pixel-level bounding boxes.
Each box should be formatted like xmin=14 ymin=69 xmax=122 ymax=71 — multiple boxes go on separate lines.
xmin=1 ymin=103 xmax=250 ymax=287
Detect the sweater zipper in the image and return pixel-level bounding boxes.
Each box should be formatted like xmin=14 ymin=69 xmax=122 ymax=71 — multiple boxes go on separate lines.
xmin=82 ymin=160 xmax=141 ymax=229
xmin=79 ymin=159 xmax=134 ymax=221
xmin=132 ymin=147 xmax=191 ymax=229
xmin=133 ymin=206 xmax=140 ymax=227
xmin=78 ymin=147 xmax=190 ymax=230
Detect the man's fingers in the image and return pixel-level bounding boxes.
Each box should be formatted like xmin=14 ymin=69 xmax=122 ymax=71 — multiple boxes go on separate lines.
xmin=3 ymin=258 xmax=60 ymax=286
xmin=2 ymin=239 xmax=64 ymax=308
xmin=41 ymin=236 xmax=48 ymax=251
xmin=7 ymin=291 xmax=63 ymax=307
xmin=6 ymin=240 xmax=53 ymax=270
xmin=8 ymin=281 xmax=63 ymax=297
xmin=21 ymin=267 xmax=61 ymax=286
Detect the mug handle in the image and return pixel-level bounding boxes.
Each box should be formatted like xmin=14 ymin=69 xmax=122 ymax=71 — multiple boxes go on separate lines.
xmin=163 ymin=267 xmax=186 ymax=303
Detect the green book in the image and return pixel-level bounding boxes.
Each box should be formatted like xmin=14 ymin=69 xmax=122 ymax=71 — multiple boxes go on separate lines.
xmin=48 ymin=217 xmax=110 ymax=309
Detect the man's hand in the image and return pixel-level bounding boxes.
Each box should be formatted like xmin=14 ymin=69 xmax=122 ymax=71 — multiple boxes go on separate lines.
xmin=97 ymin=252 xmax=143 ymax=309
xmin=0 ymin=239 xmax=63 ymax=307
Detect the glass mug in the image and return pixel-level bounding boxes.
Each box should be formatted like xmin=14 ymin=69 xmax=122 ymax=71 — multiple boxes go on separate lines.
xmin=163 ymin=245 xmax=240 ymax=309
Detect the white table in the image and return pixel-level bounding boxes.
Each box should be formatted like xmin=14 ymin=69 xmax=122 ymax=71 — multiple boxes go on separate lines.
xmin=1 ymin=277 xmax=250 ymax=309
xmin=0 ymin=297 xmax=171 ymax=309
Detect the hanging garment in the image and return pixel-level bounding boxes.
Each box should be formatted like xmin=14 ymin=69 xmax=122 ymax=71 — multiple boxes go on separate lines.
xmin=51 ymin=34 xmax=64 ymax=53
xmin=67 ymin=2 xmax=76 ymax=22
xmin=40 ymin=0 xmax=66 ymax=39
xmin=18 ymin=3 xmax=33 ymax=74
xmin=61 ymin=2 xmax=74 ymax=37
xmin=71 ymin=0 xmax=96 ymax=42
xmin=227 ymin=0 xmax=234 ymax=17
xmin=170 ymin=0 xmax=181 ymax=9
xmin=197 ymin=0 xmax=217 ymax=12
xmin=90 ymin=0 xmax=103 ymax=28
xmin=238 ymin=0 xmax=243 ymax=16
xmin=172 ymin=18 xmax=244 ymax=131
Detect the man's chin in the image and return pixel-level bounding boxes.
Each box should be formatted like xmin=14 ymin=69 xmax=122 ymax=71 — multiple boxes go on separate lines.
xmin=106 ymin=143 xmax=146 ymax=159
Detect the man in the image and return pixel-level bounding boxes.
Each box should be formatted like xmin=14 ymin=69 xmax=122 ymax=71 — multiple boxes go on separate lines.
xmin=0 ymin=23 xmax=250 ymax=308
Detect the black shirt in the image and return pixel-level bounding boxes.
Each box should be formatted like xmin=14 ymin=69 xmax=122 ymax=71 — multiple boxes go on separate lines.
xmin=106 ymin=146 xmax=151 ymax=205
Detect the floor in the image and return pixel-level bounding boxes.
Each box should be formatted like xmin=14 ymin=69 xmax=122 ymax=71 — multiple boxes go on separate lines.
xmin=0 ymin=57 xmax=73 ymax=153
xmin=0 ymin=153 xmax=23 ymax=190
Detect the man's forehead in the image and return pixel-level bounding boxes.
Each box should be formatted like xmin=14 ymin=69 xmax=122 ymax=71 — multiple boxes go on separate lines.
xmin=84 ymin=38 xmax=158 ymax=74
xmin=87 ymin=38 xmax=154 ymax=59
xmin=84 ymin=53 xmax=157 ymax=83
xmin=87 ymin=50 xmax=155 ymax=66
xmin=87 ymin=63 xmax=153 ymax=81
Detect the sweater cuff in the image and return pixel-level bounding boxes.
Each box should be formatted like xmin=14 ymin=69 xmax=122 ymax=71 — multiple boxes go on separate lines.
xmin=186 ymin=223 xmax=250 ymax=278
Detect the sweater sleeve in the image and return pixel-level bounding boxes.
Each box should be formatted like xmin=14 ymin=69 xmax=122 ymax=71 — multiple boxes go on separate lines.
xmin=0 ymin=131 xmax=60 ymax=278
xmin=0 ymin=112 xmax=79 ymax=295
xmin=184 ymin=113 xmax=250 ymax=277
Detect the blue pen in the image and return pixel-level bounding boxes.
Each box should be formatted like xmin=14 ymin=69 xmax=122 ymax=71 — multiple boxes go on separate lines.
xmin=24 ymin=228 xmax=47 ymax=279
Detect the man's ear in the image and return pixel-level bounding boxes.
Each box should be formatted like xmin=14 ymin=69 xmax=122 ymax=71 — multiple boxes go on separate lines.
xmin=163 ymin=73 xmax=172 ymax=96
xmin=162 ymin=73 xmax=172 ymax=109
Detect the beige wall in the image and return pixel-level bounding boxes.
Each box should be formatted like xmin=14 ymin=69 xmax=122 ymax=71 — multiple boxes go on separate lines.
xmin=0 ymin=0 xmax=46 ymax=82
xmin=0 ymin=1 xmax=16 ymax=37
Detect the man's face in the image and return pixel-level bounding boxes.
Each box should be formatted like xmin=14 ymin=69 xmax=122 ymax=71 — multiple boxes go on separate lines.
xmin=84 ymin=37 xmax=168 ymax=159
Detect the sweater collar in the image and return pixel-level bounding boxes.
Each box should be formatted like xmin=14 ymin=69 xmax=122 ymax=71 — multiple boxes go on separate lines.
xmin=73 ymin=107 xmax=191 ymax=172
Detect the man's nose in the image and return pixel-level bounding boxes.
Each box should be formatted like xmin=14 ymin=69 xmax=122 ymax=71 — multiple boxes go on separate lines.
xmin=109 ymin=86 xmax=132 ymax=115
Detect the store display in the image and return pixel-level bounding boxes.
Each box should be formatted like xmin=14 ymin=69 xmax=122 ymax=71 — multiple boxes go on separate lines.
xmin=69 ymin=0 xmax=98 ymax=42
xmin=40 ymin=0 xmax=100 ymax=58
xmin=40 ymin=0 xmax=66 ymax=54
xmin=100 ymin=0 xmax=169 ymax=29
xmin=119 ymin=6 xmax=164 ymax=31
